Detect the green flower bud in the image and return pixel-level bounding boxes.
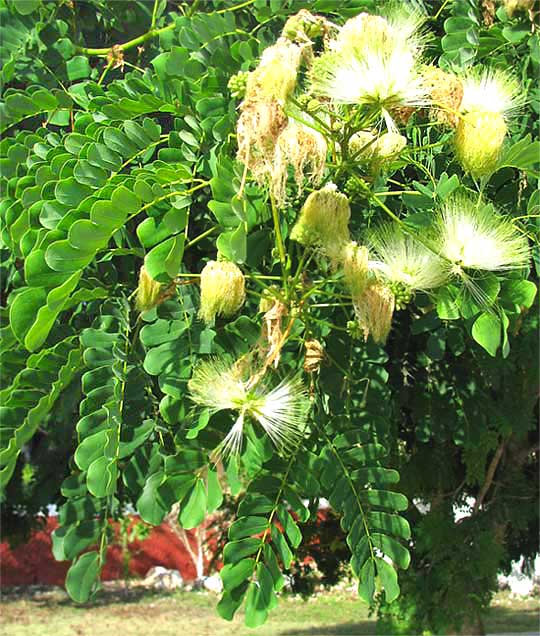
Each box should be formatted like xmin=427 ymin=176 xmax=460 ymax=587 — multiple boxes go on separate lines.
xmin=228 ymin=71 xmax=249 ymax=99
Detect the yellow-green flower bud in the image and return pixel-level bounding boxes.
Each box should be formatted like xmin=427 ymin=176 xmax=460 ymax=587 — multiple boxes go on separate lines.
xmin=199 ymin=260 xmax=246 ymax=323
xmin=290 ymin=184 xmax=351 ymax=251
xmin=349 ymin=130 xmax=377 ymax=157
xmin=228 ymin=71 xmax=249 ymax=99
xmin=350 ymin=131 xmax=406 ymax=171
xmin=455 ymin=110 xmax=507 ymax=178
xmin=374 ymin=132 xmax=407 ymax=164
xmin=282 ymin=10 xmax=326 ymax=42
xmin=135 ymin=266 xmax=162 ymax=313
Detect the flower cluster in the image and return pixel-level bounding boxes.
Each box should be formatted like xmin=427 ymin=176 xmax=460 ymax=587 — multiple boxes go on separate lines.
xmin=182 ymin=8 xmax=532 ymax=458
xmin=291 ymin=184 xmax=528 ymax=343
xmin=235 ymin=23 xmax=327 ymax=205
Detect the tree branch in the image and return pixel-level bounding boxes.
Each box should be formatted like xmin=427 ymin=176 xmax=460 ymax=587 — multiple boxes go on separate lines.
xmin=473 ymin=440 xmax=506 ymax=515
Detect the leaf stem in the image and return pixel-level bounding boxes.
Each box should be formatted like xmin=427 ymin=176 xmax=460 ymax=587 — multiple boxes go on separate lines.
xmin=270 ymin=193 xmax=289 ymax=293
xmin=75 ymin=23 xmax=176 ymax=56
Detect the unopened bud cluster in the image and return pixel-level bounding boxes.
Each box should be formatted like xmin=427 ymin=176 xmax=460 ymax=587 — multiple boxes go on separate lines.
xmin=228 ymin=71 xmax=249 ymax=99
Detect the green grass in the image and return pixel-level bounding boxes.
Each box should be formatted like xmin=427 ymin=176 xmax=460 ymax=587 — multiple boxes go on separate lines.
xmin=0 ymin=586 xmax=538 ymax=636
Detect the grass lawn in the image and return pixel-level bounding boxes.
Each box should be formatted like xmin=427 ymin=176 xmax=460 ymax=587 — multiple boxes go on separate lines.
xmin=1 ymin=585 xmax=538 ymax=636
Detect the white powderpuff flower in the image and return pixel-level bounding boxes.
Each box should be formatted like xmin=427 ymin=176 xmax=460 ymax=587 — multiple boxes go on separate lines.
xmin=459 ymin=68 xmax=522 ymax=118
xmin=311 ymin=10 xmax=429 ymax=114
xmin=454 ymin=68 xmax=522 ymax=177
xmin=436 ymin=196 xmax=530 ymax=273
xmin=368 ymin=225 xmax=450 ymax=292
xmin=188 ymin=358 xmax=310 ymax=458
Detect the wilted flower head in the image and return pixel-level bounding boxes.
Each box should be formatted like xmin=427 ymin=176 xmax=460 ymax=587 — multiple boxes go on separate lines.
xmin=188 ymin=358 xmax=310 ymax=457
xmin=311 ymin=10 xmax=429 ymax=118
xmin=246 ymin=38 xmax=302 ymax=104
xmin=290 ymin=184 xmax=351 ymax=252
xmin=422 ymin=66 xmax=463 ymax=126
xmin=436 ymin=196 xmax=530 ymax=273
xmin=199 ymin=260 xmax=246 ymax=323
xmin=502 ymin=0 xmax=535 ymax=16
xmin=342 ymin=241 xmax=370 ymax=296
xmin=303 ymin=339 xmax=325 ymax=373
xmin=272 ymin=117 xmax=327 ymax=205
xmin=353 ymin=282 xmax=396 ymax=344
xmin=236 ymin=98 xmax=288 ymax=186
xmin=368 ymin=224 xmax=449 ymax=294
xmin=135 ymin=266 xmax=162 ymax=312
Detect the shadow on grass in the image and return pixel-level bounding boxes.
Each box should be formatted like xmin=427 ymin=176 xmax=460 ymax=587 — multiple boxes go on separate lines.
xmin=278 ymin=606 xmax=540 ymax=636
xmin=2 ymin=585 xmax=178 ymax=609
xmin=485 ymin=604 xmax=540 ymax=633
xmin=279 ymin=622 xmax=376 ymax=636
xmin=61 ymin=587 xmax=177 ymax=609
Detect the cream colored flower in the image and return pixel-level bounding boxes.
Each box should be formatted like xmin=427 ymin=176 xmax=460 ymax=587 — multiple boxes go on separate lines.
xmin=342 ymin=241 xmax=370 ymax=296
xmin=188 ymin=358 xmax=310 ymax=457
xmin=135 ymin=266 xmax=162 ymax=312
xmin=368 ymin=224 xmax=449 ymax=293
xmin=454 ymin=68 xmax=522 ymax=177
xmin=245 ymin=38 xmax=302 ymax=104
xmin=290 ymin=184 xmax=351 ymax=253
xmin=353 ymin=283 xmax=396 ymax=344
xmin=199 ymin=261 xmax=246 ymax=323
xmin=311 ymin=10 xmax=428 ymax=118
xmin=436 ymin=196 xmax=530 ymax=273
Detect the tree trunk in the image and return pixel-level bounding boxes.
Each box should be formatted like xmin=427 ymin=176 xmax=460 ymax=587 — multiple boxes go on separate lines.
xmin=450 ymin=613 xmax=485 ymax=635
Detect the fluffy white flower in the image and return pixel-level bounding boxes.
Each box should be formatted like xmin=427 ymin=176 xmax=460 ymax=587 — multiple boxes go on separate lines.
xmin=311 ymin=10 xmax=428 ymax=113
xmin=368 ymin=225 xmax=449 ymax=292
xmin=188 ymin=358 xmax=310 ymax=457
xmin=436 ymin=196 xmax=530 ymax=272
xmin=454 ymin=68 xmax=522 ymax=177
xmin=459 ymin=68 xmax=522 ymax=118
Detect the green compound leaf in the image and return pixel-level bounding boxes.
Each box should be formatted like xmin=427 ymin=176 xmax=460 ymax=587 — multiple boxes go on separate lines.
xmin=320 ymin=429 xmax=410 ymax=606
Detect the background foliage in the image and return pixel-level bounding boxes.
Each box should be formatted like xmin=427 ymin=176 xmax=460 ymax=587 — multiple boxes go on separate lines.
xmin=1 ymin=1 xmax=538 ymax=634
